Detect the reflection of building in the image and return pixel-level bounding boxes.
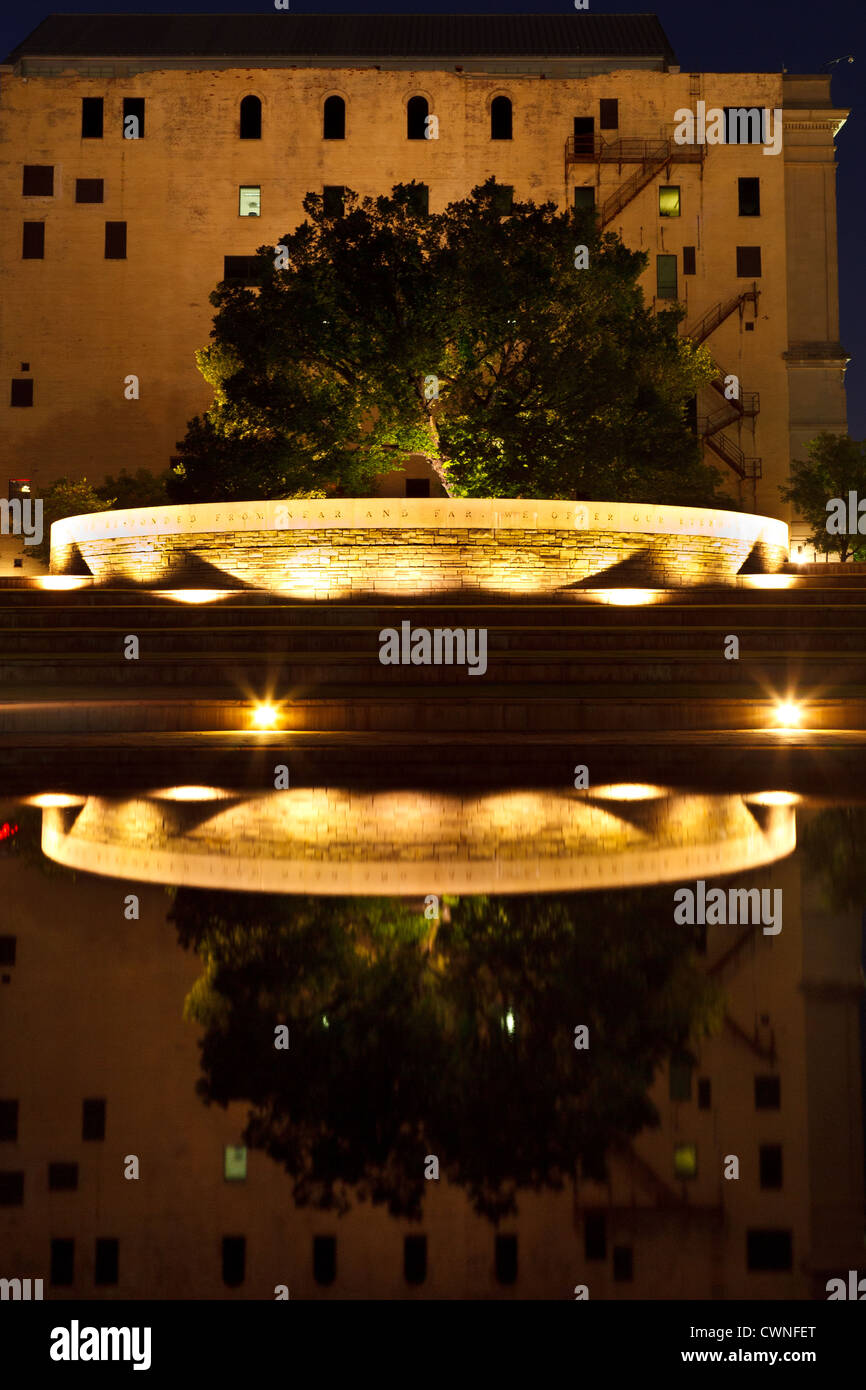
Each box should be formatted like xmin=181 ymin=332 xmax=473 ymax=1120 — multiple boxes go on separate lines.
xmin=0 ymin=14 xmax=848 ymax=540
xmin=1 ymin=798 xmax=861 ymax=1299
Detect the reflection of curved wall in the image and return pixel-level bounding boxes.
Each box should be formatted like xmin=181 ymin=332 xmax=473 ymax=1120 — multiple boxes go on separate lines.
xmin=41 ymin=790 xmax=796 ymax=893
xmin=50 ymin=498 xmax=789 ymax=593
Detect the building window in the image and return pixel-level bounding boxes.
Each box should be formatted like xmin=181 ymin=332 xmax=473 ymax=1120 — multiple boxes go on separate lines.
xmin=754 ymin=1075 xmax=780 ymax=1109
xmin=725 ymin=107 xmax=765 ymax=145
xmin=223 ymin=255 xmax=262 ymax=285
xmin=491 ymin=96 xmax=512 ymax=140
xmin=122 ymin=97 xmax=145 ymax=139
xmin=613 ymin=1246 xmax=634 ymax=1281
xmin=406 ymin=183 xmax=429 ymax=217
xmin=584 ymin=1212 xmax=606 ymax=1260
xmin=104 ymin=222 xmax=127 ymax=259
xmin=75 ymin=178 xmax=104 ymax=203
xmin=669 ymin=1055 xmax=692 ymax=1101
xmin=0 ymin=1101 xmax=18 ymax=1141
xmin=48 ymin=1162 xmax=79 ymax=1191
xmin=404 ymin=1234 xmax=427 ymax=1284
xmin=573 ymin=116 xmax=594 ymax=157
xmin=406 ymin=478 xmax=430 ymax=497
xmin=22 ymin=223 xmax=44 ymax=259
xmin=599 ymin=98 xmax=619 ymax=130
xmin=81 ymin=97 xmax=103 ymax=139
xmin=82 ymin=1098 xmax=106 ymax=1141
xmin=239 ymin=95 xmax=262 ymax=140
xmin=50 ymin=1238 xmax=75 ymax=1285
xmin=224 ymin=1146 xmax=247 ymax=1181
xmin=697 ymin=1077 xmax=711 ymax=1108
xmin=674 ymin=1143 xmax=698 ymax=1179
xmin=659 ymin=185 xmax=681 ymax=217
xmin=492 ymin=185 xmax=513 ymax=216
xmin=239 ymin=186 xmax=261 ymax=217
xmin=0 ymin=1172 xmax=24 ymax=1205
xmin=573 ymin=186 xmax=595 ymax=213
xmin=313 ymin=1235 xmax=336 ymax=1285
xmin=323 ymin=95 xmax=345 ymax=140
xmin=738 ymin=177 xmax=760 ymax=216
xmin=736 ymin=246 xmax=762 ymax=277
xmin=10 ymin=381 xmax=33 ymax=407
xmin=495 ymin=1234 xmax=518 ymax=1284
xmin=683 ymin=245 xmax=696 ymax=275
xmin=222 ymin=1236 xmax=246 ymax=1286
xmin=94 ymin=1238 xmax=119 ymax=1285
xmin=22 ymin=165 xmax=53 ymax=196
xmin=759 ymin=1144 xmax=783 ymax=1189
xmin=407 ymin=95 xmax=429 ymax=140
xmin=656 ymin=254 xmax=678 ymax=299
xmin=323 ymin=185 xmax=344 ymax=218
xmin=746 ymin=1229 xmax=792 ymax=1271
xmin=0 ymin=937 xmax=16 ymax=965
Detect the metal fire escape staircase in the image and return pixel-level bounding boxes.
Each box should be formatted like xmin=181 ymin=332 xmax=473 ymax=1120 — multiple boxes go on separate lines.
xmin=564 ymin=135 xmax=704 ymax=228
xmin=682 ymin=287 xmax=762 ymax=483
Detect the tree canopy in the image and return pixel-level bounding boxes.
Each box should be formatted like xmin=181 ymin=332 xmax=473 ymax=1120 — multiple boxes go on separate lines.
xmin=169 ymin=180 xmax=721 ymax=505
xmin=779 ymin=433 xmax=866 ymax=561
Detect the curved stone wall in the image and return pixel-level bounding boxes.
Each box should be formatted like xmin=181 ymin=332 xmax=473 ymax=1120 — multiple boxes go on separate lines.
xmin=50 ymin=498 xmax=789 ymax=595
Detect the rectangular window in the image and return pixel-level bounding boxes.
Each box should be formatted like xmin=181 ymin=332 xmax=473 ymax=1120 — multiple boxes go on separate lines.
xmin=10 ymin=381 xmax=33 ymax=408
xmin=122 ymin=97 xmax=145 ymax=140
xmin=323 ymin=185 xmax=344 ymax=218
xmin=104 ymin=222 xmax=127 ymax=259
xmin=759 ymin=1144 xmax=783 ymax=1189
xmin=407 ymin=183 xmax=429 ymax=217
xmin=81 ymin=97 xmax=104 ymax=139
xmin=494 ymin=1234 xmax=518 ymax=1284
xmin=613 ymin=1246 xmax=633 ymax=1281
xmin=239 ymin=186 xmax=261 ymax=217
xmin=658 ymin=185 xmax=681 ymax=217
xmin=0 ymin=937 xmax=16 ymax=965
xmin=656 ymin=254 xmax=678 ymax=300
xmin=697 ymin=1077 xmax=711 ymax=1109
xmin=584 ymin=1212 xmax=606 ymax=1260
xmin=223 ymin=255 xmax=262 ymax=285
xmin=754 ymin=1075 xmax=780 ymax=1109
xmin=669 ymin=1056 xmax=692 ymax=1101
xmin=82 ymin=1098 xmax=106 ymax=1141
xmin=222 ymin=1235 xmax=246 ymax=1286
xmin=738 ymin=177 xmax=761 ymax=216
xmin=22 ymin=223 xmax=45 ymax=259
xmin=683 ymin=245 xmax=696 ymax=275
xmin=0 ymin=1171 xmax=25 ymax=1205
xmin=573 ymin=116 xmax=594 ymax=157
xmin=22 ymin=165 xmax=53 ymax=196
xmin=48 ymin=1162 xmax=79 ymax=1191
xmin=75 ymin=178 xmax=104 ymax=203
xmin=313 ymin=1235 xmax=336 ymax=1285
xmin=736 ymin=246 xmax=762 ymax=277
xmin=404 ymin=1234 xmax=427 ymax=1285
xmin=50 ymin=1238 xmax=75 ymax=1286
xmin=94 ymin=1238 xmax=119 ymax=1285
xmin=599 ymin=98 xmax=618 ymax=130
xmin=725 ymin=107 xmax=765 ymax=145
xmin=573 ymin=186 xmax=595 ymax=213
xmin=674 ymin=1143 xmax=698 ymax=1179
xmin=224 ymin=1146 xmax=247 ymax=1181
xmin=0 ymin=1101 xmax=18 ymax=1141
xmin=492 ymin=185 xmax=514 ymax=216
xmin=746 ymin=1229 xmax=792 ymax=1271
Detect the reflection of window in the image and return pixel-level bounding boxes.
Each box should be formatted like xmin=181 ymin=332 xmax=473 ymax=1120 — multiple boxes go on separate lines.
xmin=50 ymin=1238 xmax=75 ymax=1285
xmin=239 ymin=186 xmax=261 ymax=217
xmin=48 ymin=1162 xmax=79 ymax=1190
xmin=0 ymin=1100 xmax=18 ymax=1141
xmin=674 ymin=1143 xmax=698 ymax=1178
xmin=754 ymin=1075 xmax=780 ymax=1108
xmin=669 ymin=1056 xmax=692 ymax=1101
xmin=759 ymin=1144 xmax=783 ymax=1189
xmin=222 ymin=1235 xmax=246 ymax=1285
xmin=495 ymin=1234 xmax=518 ymax=1284
xmin=613 ymin=1246 xmax=633 ymax=1281
xmin=659 ymin=185 xmax=680 ymax=217
xmin=746 ymin=1229 xmax=792 ymax=1271
xmin=224 ymin=1145 xmax=247 ymax=1181
xmin=82 ymin=1098 xmax=106 ymax=1141
xmin=697 ymin=1077 xmax=711 ymax=1108
xmin=404 ymin=1235 xmax=427 ymax=1284
xmin=94 ymin=1238 xmax=119 ymax=1285
xmin=0 ymin=1171 xmax=24 ymax=1205
xmin=656 ymin=254 xmax=678 ymax=299
xmin=584 ymin=1212 xmax=606 ymax=1260
xmin=313 ymin=1235 xmax=336 ymax=1285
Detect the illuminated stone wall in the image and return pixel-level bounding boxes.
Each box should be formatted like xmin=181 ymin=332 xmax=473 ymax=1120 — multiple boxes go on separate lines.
xmin=50 ymin=498 xmax=789 ymax=594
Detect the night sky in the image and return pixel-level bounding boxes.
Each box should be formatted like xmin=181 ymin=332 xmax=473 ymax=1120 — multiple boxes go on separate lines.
xmin=3 ymin=1 xmax=863 ymax=439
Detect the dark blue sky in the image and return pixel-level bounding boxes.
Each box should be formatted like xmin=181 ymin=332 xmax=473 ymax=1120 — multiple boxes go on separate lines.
xmin=3 ymin=2 xmax=863 ymax=438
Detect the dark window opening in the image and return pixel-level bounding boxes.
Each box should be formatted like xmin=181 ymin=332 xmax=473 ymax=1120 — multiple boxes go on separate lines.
xmin=683 ymin=245 xmax=696 ymax=275
xmin=50 ymin=1239 xmax=74 ymax=1285
xmin=0 ymin=1101 xmax=19 ymax=1142
xmin=239 ymin=95 xmax=262 ymax=140
xmin=755 ymin=1075 xmax=780 ymax=1109
xmin=747 ymin=1229 xmax=792 ymax=1271
xmin=0 ymin=1171 xmax=24 ymax=1205
xmin=48 ymin=1162 xmax=79 ymax=1191
xmin=573 ymin=186 xmax=595 ymax=213
xmin=122 ymin=97 xmax=145 ymax=139
xmin=95 ymin=1238 xmax=119 ymax=1285
xmin=491 ymin=96 xmax=512 ymax=140
xmin=573 ymin=117 xmax=595 ymax=158
xmin=22 ymin=223 xmax=44 ymax=259
xmin=745 ymin=321 xmax=755 ymax=331
xmin=613 ymin=1246 xmax=634 ymax=1281
xmin=407 ymin=183 xmax=429 ymax=217
xmin=759 ymin=1144 xmax=783 ymax=1189
xmin=697 ymin=1077 xmax=711 ymax=1109
xmin=736 ymin=246 xmax=762 ymax=277
xmin=82 ymin=1099 xmax=106 ymax=1141
xmin=725 ymin=107 xmax=765 ymax=145
xmin=584 ymin=1212 xmax=606 ymax=1260
xmin=313 ymin=1235 xmax=336 ymax=1285
xmin=656 ymin=253 xmax=678 ymax=300
xmin=22 ymin=165 xmax=53 ymax=196
xmin=405 ymin=478 xmax=430 ymax=497
xmin=738 ymin=177 xmax=761 ymax=216
xmin=223 ymin=255 xmax=262 ymax=285
xmin=104 ymin=221 xmax=127 ymax=259
xmin=669 ymin=1055 xmax=692 ymax=1101
xmin=495 ymin=1234 xmax=518 ymax=1284
xmin=407 ymin=95 xmax=429 ymax=140
xmin=323 ymin=95 xmax=345 ymax=140
xmin=0 ymin=937 xmax=16 ymax=965
xmin=323 ymin=185 xmax=345 ymax=218
xmin=599 ymin=98 xmax=619 ymax=130
xmin=404 ymin=1234 xmax=427 ymax=1284
xmin=81 ymin=97 xmax=103 ymax=139
xmin=75 ymin=178 xmax=104 ymax=203
xmin=222 ymin=1235 xmax=246 ymax=1286
xmin=10 ymin=381 xmax=33 ymax=407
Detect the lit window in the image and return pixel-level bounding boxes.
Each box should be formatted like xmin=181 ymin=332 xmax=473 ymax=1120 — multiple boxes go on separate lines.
xmin=239 ymin=186 xmax=261 ymax=217
xmin=659 ymin=185 xmax=680 ymax=217
xmin=674 ymin=1143 xmax=698 ymax=1179
xmin=224 ymin=1145 xmax=247 ymax=1181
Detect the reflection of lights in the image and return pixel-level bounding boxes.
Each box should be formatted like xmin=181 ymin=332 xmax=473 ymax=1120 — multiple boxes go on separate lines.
xmin=502 ymin=1010 xmax=516 ymax=1035
xmin=0 ymin=822 xmax=18 ymax=840
xmin=590 ymin=783 xmax=669 ymax=801
xmin=251 ymin=702 xmax=280 ymax=729
xmin=322 ymin=1015 xmax=329 ymax=1029
xmin=740 ymin=574 xmax=795 ymax=590
xmin=26 ymin=793 xmax=86 ymax=808
xmin=745 ymin=791 xmax=801 ymax=807
xmin=603 ymin=589 xmax=663 ymax=606
xmin=36 ymin=577 xmax=91 ymax=591
xmin=160 ymin=589 xmax=231 ymax=604
xmin=150 ymin=786 xmax=231 ymax=801
xmin=773 ymin=701 xmax=803 ymax=729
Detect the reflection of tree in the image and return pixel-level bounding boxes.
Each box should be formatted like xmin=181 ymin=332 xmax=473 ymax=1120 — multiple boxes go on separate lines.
xmin=172 ymin=888 xmax=722 ymax=1221
xmin=800 ymin=806 xmax=866 ymax=914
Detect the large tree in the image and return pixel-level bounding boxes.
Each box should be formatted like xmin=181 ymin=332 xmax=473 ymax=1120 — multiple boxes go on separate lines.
xmin=779 ymin=433 xmax=866 ymax=561
xmin=169 ymin=180 xmax=720 ymax=505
